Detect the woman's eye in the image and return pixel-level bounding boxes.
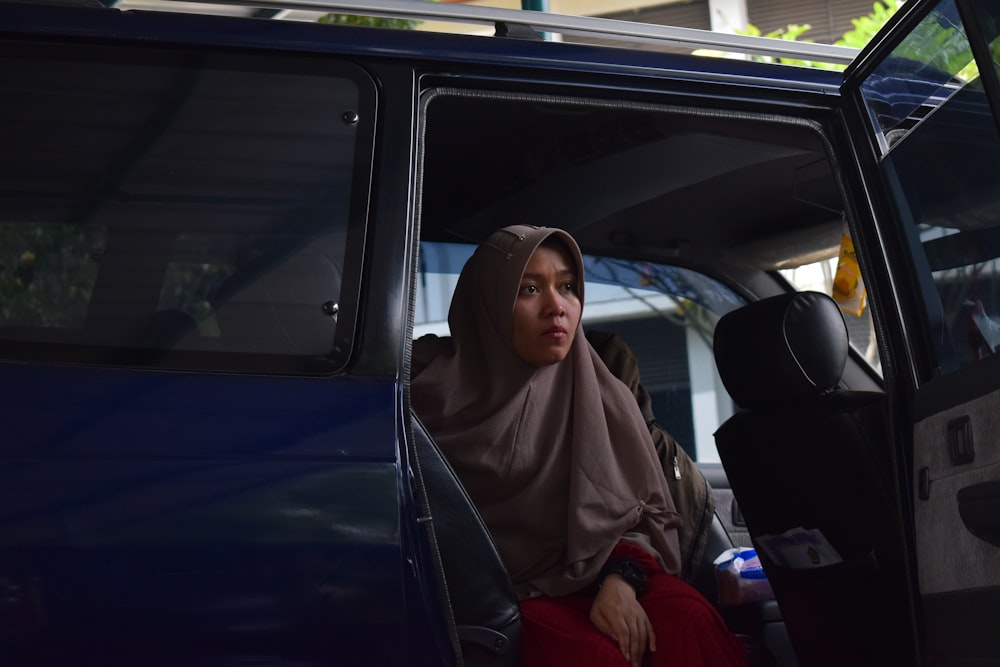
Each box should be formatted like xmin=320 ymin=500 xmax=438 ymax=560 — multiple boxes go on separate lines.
xmin=520 ymin=284 xmax=539 ymax=295
xmin=562 ymin=282 xmax=576 ymax=293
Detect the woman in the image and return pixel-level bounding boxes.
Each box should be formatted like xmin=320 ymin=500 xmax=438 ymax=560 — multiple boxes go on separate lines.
xmin=412 ymin=224 xmax=746 ymax=667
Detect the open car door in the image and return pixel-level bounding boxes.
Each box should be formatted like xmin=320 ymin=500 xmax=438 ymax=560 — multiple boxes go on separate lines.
xmin=841 ymin=0 xmax=1000 ymax=664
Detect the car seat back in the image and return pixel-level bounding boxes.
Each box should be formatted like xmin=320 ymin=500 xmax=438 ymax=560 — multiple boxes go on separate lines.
xmin=410 ymin=412 xmax=521 ymax=667
xmin=712 ymin=291 xmax=912 ymax=667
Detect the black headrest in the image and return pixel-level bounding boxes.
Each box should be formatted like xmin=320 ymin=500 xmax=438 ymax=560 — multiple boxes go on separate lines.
xmin=713 ymin=291 xmax=848 ymax=410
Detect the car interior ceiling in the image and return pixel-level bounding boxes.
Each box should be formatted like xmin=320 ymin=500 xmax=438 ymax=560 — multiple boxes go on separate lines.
xmin=419 ymin=93 xmax=846 ymax=273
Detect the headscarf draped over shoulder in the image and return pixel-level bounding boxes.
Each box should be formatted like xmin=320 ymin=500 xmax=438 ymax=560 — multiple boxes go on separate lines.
xmin=412 ymin=224 xmax=681 ymax=598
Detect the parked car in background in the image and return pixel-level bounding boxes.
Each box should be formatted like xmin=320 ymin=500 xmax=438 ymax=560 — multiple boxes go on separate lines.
xmin=1 ymin=0 xmax=999 ymax=665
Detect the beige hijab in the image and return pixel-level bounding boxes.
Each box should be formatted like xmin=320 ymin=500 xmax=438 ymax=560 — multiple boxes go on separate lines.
xmin=412 ymin=225 xmax=681 ymax=599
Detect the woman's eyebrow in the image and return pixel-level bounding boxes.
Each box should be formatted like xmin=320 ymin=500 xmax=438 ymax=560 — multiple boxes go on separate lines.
xmin=521 ymin=269 xmax=577 ymax=281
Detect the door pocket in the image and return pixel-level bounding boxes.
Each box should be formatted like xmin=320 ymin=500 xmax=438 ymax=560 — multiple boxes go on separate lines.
xmin=958 ymin=480 xmax=1000 ymax=547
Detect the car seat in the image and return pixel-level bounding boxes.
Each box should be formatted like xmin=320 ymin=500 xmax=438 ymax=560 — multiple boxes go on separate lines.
xmin=712 ymin=291 xmax=913 ymax=667
xmin=409 ymin=412 xmax=521 ymax=667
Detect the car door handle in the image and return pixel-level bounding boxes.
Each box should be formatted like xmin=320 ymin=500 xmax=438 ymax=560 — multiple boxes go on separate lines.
xmin=957 ymin=481 xmax=1000 ymax=546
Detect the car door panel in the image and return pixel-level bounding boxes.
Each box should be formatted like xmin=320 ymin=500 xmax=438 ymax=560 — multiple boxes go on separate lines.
xmin=913 ymin=360 xmax=1000 ymax=662
xmin=914 ymin=365 xmax=1000 ymax=597
xmin=842 ymin=0 xmax=1000 ymax=662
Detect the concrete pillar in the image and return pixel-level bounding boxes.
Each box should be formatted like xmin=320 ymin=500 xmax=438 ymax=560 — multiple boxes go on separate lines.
xmin=708 ymin=0 xmax=749 ymax=33
xmin=686 ymin=325 xmax=733 ymax=463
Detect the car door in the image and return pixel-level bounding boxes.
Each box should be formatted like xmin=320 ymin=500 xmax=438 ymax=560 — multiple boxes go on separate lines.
xmin=841 ymin=0 xmax=1000 ymax=663
xmin=0 ymin=17 xmax=456 ymax=664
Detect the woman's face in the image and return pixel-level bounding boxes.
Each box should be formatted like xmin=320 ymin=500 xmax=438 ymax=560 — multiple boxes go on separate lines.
xmin=511 ymin=240 xmax=582 ymax=366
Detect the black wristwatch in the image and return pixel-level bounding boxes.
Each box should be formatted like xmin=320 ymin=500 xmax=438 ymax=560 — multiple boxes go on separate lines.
xmin=598 ymin=558 xmax=648 ymax=598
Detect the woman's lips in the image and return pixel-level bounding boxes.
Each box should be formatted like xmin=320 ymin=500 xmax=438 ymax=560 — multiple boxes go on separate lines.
xmin=544 ymin=326 xmax=567 ymax=338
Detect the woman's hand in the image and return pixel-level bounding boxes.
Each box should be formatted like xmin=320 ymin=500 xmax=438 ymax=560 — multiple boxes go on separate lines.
xmin=589 ymin=574 xmax=656 ymax=667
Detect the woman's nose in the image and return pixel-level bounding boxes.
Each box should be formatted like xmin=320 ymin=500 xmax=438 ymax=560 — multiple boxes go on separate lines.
xmin=542 ymin=289 xmax=566 ymax=316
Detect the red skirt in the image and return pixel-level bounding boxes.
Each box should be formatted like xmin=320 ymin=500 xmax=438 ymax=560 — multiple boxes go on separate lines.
xmin=520 ymin=543 xmax=748 ymax=667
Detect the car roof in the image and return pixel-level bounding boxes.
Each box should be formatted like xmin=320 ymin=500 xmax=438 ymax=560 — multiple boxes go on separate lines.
xmin=100 ymin=0 xmax=859 ymax=65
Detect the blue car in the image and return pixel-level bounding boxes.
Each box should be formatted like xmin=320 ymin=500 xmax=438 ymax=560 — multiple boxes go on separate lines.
xmin=1 ymin=0 xmax=998 ymax=665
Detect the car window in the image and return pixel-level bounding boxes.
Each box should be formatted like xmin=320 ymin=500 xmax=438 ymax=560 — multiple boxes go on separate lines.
xmin=415 ymin=241 xmax=745 ymax=463
xmin=857 ymin=0 xmax=1000 ymax=375
xmin=0 ymin=40 xmax=374 ymax=372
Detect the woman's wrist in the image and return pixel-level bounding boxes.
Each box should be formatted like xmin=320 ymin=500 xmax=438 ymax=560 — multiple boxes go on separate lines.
xmin=597 ymin=558 xmax=648 ymax=598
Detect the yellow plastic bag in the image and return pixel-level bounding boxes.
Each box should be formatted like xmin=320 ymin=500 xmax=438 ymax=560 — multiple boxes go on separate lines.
xmin=833 ymin=228 xmax=866 ymax=317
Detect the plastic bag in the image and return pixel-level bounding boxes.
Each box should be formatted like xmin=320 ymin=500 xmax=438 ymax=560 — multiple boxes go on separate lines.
xmin=833 ymin=228 xmax=866 ymax=317
xmin=713 ymin=547 xmax=774 ymax=606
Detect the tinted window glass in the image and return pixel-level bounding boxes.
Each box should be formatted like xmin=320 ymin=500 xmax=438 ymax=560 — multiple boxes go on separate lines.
xmin=0 ymin=223 xmax=106 ymax=328
xmin=861 ymin=0 xmax=1000 ymax=374
xmin=0 ymin=41 xmax=373 ymax=372
xmin=859 ymin=0 xmax=981 ymax=155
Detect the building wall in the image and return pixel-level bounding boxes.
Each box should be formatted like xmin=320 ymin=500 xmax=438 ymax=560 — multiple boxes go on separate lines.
xmin=596 ymin=0 xmax=884 ymax=44
xmin=747 ymin=0 xmax=880 ymax=44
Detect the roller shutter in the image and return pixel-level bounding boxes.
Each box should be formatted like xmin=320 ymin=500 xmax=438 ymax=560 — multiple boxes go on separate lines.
xmin=567 ymin=0 xmax=710 ymax=51
xmin=748 ymin=0 xmax=881 ymax=44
